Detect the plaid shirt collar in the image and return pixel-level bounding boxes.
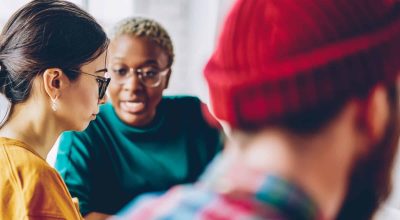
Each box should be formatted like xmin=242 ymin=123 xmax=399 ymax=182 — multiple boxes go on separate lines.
xmin=198 ymin=154 xmax=321 ymax=220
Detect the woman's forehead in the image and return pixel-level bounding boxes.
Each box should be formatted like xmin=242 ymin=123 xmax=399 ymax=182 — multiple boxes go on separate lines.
xmin=82 ymin=51 xmax=108 ymax=71
xmin=110 ymin=35 xmax=167 ymax=57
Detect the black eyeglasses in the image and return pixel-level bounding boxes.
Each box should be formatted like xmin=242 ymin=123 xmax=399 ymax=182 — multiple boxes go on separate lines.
xmin=70 ymin=69 xmax=110 ymax=100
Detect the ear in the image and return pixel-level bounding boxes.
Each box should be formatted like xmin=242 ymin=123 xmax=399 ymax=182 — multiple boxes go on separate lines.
xmin=42 ymin=68 xmax=66 ymax=100
xmin=163 ymin=68 xmax=172 ymax=89
xmin=363 ymin=84 xmax=390 ymax=144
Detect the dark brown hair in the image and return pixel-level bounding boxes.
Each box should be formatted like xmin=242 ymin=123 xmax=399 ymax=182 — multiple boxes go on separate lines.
xmin=0 ymin=0 xmax=109 ymax=104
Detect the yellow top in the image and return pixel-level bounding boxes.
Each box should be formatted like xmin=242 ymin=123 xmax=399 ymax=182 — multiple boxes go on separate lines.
xmin=0 ymin=137 xmax=83 ymax=220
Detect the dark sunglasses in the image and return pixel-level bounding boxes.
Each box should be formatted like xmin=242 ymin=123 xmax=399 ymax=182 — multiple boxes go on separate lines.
xmin=70 ymin=69 xmax=110 ymax=100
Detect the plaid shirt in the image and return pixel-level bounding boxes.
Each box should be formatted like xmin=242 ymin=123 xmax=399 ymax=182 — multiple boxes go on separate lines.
xmin=113 ymin=155 xmax=321 ymax=220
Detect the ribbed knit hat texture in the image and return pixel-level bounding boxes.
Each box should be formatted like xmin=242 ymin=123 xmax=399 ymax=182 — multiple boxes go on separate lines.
xmin=204 ymin=0 xmax=400 ymax=128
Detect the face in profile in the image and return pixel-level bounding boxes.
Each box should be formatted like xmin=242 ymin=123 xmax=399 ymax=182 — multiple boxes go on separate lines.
xmin=107 ymin=35 xmax=170 ymax=127
xmin=56 ymin=51 xmax=108 ymax=131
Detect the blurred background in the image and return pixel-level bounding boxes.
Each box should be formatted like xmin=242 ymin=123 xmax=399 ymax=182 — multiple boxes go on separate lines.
xmin=0 ymin=0 xmax=235 ymax=102
xmin=0 ymin=0 xmax=235 ymax=165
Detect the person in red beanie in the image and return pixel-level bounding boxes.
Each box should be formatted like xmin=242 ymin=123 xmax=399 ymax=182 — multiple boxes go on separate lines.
xmin=111 ymin=0 xmax=400 ymax=219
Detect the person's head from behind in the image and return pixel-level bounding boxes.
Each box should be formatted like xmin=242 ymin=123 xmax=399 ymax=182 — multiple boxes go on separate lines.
xmin=204 ymin=0 xmax=400 ymax=219
xmin=108 ymin=17 xmax=174 ymax=127
xmin=0 ymin=0 xmax=109 ymax=131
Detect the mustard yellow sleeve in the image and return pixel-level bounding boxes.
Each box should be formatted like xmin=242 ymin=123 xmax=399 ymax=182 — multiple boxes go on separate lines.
xmin=0 ymin=142 xmax=83 ymax=220
xmin=23 ymin=163 xmax=83 ymax=219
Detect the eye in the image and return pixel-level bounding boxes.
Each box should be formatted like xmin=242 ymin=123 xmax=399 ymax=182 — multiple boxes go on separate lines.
xmin=112 ymin=67 xmax=129 ymax=76
xmin=141 ymin=68 xmax=158 ymax=78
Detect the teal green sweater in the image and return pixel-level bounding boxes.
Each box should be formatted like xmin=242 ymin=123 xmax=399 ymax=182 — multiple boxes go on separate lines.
xmin=55 ymin=96 xmax=222 ymax=215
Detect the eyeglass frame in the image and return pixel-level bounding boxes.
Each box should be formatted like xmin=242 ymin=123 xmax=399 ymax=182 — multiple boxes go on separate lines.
xmin=69 ymin=69 xmax=111 ymax=100
xmin=109 ymin=66 xmax=170 ymax=88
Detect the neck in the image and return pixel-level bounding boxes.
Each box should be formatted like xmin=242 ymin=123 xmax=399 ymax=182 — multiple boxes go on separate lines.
xmin=0 ymin=101 xmax=61 ymax=159
xmin=225 ymin=105 xmax=360 ymax=219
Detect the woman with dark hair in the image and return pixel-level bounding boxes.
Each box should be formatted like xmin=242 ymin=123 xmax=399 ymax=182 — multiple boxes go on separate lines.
xmin=0 ymin=0 xmax=109 ymax=219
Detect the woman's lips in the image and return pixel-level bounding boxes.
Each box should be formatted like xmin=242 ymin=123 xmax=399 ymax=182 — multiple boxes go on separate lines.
xmin=120 ymin=101 xmax=145 ymax=114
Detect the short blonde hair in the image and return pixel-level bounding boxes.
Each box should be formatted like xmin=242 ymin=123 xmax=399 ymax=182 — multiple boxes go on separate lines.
xmin=111 ymin=17 xmax=174 ymax=66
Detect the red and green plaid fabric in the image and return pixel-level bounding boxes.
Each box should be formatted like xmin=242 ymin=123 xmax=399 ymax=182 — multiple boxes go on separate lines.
xmin=114 ymin=156 xmax=321 ymax=220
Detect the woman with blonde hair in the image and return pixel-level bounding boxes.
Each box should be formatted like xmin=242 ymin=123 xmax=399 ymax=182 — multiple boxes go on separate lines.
xmin=55 ymin=17 xmax=222 ymax=219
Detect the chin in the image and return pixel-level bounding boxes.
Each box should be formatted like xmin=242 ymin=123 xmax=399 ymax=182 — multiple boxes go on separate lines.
xmin=72 ymin=120 xmax=91 ymax=132
xmin=122 ymin=115 xmax=150 ymax=127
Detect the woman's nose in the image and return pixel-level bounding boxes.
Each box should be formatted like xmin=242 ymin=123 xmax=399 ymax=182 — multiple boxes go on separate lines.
xmin=122 ymin=72 xmax=144 ymax=91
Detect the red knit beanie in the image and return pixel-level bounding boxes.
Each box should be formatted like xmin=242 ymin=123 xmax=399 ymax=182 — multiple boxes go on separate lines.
xmin=204 ymin=0 xmax=400 ymax=129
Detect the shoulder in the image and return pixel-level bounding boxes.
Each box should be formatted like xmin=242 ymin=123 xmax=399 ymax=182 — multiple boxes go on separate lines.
xmin=56 ymin=130 xmax=96 ymax=171
xmin=116 ymin=185 xmax=215 ymax=219
xmin=162 ymin=95 xmax=200 ymax=106
xmin=2 ymin=145 xmax=61 ymax=186
xmin=56 ymin=130 xmax=93 ymax=162
xmin=1 ymin=143 xmax=51 ymax=173
xmin=162 ymin=96 xmax=221 ymax=128
xmin=11 ymin=156 xmax=77 ymax=218
xmin=59 ymin=130 xmax=94 ymax=147
xmin=116 ymin=183 xmax=274 ymax=219
xmin=0 ymin=143 xmax=80 ymax=219
xmin=1 ymin=145 xmax=67 ymax=199
xmin=161 ymin=95 xmax=202 ymax=114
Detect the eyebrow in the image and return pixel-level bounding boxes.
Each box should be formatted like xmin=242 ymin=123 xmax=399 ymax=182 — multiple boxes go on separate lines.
xmin=141 ymin=60 xmax=159 ymax=66
xmin=112 ymin=56 xmax=159 ymax=65
xmin=95 ymin=68 xmax=108 ymax=73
